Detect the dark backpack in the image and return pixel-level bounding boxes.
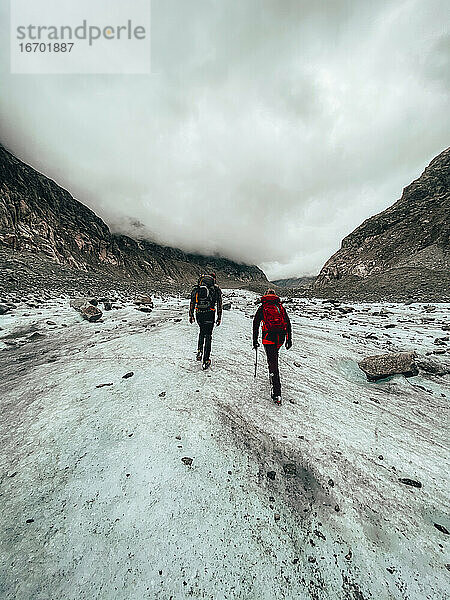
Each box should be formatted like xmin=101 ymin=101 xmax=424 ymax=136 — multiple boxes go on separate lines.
xmin=195 ymin=275 xmax=216 ymax=311
xmin=261 ymin=294 xmax=287 ymax=333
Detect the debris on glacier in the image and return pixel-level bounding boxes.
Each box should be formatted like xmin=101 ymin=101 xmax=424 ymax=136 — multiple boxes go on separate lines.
xmin=70 ymin=298 xmax=103 ymax=322
xmin=0 ymin=291 xmax=449 ymax=600
xmin=358 ymin=350 xmax=419 ymax=381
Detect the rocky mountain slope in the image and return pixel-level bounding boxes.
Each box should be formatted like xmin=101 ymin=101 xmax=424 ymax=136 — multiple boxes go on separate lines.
xmin=272 ymin=276 xmax=315 ymax=289
xmin=0 ymin=144 xmax=266 ymax=294
xmin=314 ymin=148 xmax=449 ymax=301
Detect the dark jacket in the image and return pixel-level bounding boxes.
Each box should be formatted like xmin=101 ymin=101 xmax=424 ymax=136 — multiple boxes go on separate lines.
xmin=253 ymin=296 xmax=292 ymax=347
xmin=189 ymin=284 xmax=223 ymax=320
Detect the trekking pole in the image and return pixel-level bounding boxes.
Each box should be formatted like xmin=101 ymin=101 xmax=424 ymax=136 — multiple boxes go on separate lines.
xmin=254 ymin=345 xmax=258 ymax=378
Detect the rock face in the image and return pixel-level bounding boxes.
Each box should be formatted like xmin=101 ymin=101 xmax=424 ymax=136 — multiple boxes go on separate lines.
xmin=272 ymin=276 xmax=315 ymax=289
xmin=358 ymin=352 xmax=418 ymax=381
xmin=0 ymin=144 xmax=267 ymax=291
xmin=315 ymin=148 xmax=449 ymax=300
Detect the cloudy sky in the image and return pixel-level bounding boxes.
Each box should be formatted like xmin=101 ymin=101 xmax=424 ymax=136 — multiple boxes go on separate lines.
xmin=0 ymin=0 xmax=448 ymax=279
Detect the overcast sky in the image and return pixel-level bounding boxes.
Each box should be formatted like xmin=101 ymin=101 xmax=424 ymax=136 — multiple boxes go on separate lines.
xmin=0 ymin=0 xmax=448 ymax=279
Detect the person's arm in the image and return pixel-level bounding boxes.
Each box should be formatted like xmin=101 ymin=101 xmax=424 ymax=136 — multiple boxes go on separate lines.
xmin=283 ymin=306 xmax=292 ymax=347
xmin=216 ymin=286 xmax=223 ymax=323
xmin=252 ymin=305 xmax=263 ymax=347
xmin=189 ymin=287 xmax=196 ymax=321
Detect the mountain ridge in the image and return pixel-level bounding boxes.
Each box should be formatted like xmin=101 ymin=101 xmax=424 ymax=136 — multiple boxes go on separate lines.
xmin=0 ymin=144 xmax=267 ymax=293
xmin=312 ymin=147 xmax=449 ymax=301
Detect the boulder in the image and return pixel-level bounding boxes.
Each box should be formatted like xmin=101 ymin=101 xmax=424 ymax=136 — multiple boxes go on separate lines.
xmin=0 ymin=304 xmax=11 ymax=315
xmin=337 ymin=306 xmax=354 ymax=314
xmin=135 ymin=294 xmax=153 ymax=307
xmin=70 ymin=299 xmax=103 ymax=322
xmin=358 ymin=351 xmax=418 ymax=381
xmin=222 ymin=302 xmax=232 ymax=311
xmin=137 ymin=306 xmax=153 ymax=313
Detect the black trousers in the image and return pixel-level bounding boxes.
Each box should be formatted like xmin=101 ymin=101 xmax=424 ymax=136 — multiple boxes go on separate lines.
xmin=196 ymin=311 xmax=215 ymax=361
xmin=263 ymin=332 xmax=285 ymax=397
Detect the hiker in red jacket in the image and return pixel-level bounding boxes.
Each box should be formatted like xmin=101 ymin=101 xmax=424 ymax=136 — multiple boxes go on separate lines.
xmin=253 ymin=289 xmax=292 ymax=404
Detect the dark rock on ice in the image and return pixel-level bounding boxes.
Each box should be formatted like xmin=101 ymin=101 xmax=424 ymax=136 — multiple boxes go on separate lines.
xmin=70 ymin=299 xmax=103 ymax=322
xmin=181 ymin=457 xmax=193 ymax=466
xmin=398 ymin=478 xmax=422 ymax=488
xmin=386 ymin=567 xmax=396 ymax=574
xmin=27 ymin=332 xmax=45 ymax=341
xmin=358 ymin=351 xmax=418 ymax=381
xmin=0 ymin=304 xmax=11 ymax=315
xmin=365 ymin=332 xmax=378 ymax=339
xmin=138 ymin=306 xmax=153 ymax=313
xmin=135 ymin=294 xmax=154 ymax=307
xmin=122 ymin=371 xmax=134 ymax=379
xmin=424 ymin=305 xmax=437 ymax=313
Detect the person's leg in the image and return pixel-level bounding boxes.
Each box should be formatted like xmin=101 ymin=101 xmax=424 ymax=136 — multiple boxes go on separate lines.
xmin=196 ymin=314 xmax=205 ymax=353
xmin=272 ymin=333 xmax=285 ymax=396
xmin=203 ymin=319 xmax=215 ymax=361
xmin=264 ymin=344 xmax=281 ymax=397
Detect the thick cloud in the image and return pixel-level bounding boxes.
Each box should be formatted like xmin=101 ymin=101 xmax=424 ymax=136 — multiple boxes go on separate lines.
xmin=0 ymin=0 xmax=448 ymax=278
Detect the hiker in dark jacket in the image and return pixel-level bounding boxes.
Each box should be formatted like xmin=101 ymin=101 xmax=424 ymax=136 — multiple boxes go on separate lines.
xmin=189 ymin=273 xmax=223 ymax=370
xmin=253 ymin=289 xmax=292 ymax=404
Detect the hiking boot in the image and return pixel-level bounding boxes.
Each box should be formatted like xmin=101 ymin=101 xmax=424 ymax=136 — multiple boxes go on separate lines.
xmin=196 ymin=350 xmax=203 ymax=361
xmin=202 ymin=359 xmax=211 ymax=370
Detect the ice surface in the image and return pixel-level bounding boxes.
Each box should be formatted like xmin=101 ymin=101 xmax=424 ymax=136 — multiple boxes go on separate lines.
xmin=0 ymin=292 xmax=449 ymax=599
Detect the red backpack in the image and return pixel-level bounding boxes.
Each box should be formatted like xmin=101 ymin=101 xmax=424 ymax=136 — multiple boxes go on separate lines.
xmin=261 ymin=294 xmax=287 ymax=333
